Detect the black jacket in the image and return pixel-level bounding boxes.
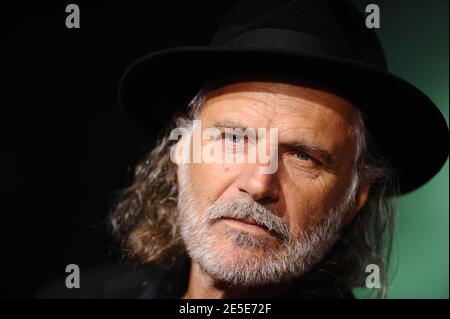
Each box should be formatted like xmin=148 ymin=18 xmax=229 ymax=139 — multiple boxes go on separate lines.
xmin=37 ymin=257 xmax=354 ymax=299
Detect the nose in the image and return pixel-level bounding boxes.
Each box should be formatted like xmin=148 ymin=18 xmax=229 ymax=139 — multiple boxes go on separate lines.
xmin=236 ymin=163 xmax=280 ymax=203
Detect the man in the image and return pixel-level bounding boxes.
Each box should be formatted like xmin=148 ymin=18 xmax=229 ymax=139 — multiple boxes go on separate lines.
xmin=117 ymin=80 xmax=387 ymax=298
xmin=39 ymin=0 xmax=448 ymax=298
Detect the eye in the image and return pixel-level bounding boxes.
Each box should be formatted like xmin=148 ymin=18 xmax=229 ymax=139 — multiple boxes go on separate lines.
xmin=296 ymin=151 xmax=311 ymax=161
xmin=225 ymin=134 xmax=243 ymax=144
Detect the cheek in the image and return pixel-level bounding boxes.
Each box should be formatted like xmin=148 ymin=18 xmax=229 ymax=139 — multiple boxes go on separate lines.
xmin=189 ymin=162 xmax=242 ymax=208
xmin=281 ymin=174 xmax=342 ymax=230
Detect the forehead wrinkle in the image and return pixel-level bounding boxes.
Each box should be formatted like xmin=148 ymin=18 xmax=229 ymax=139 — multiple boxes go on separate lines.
xmin=208 ymin=81 xmax=353 ymax=109
xmin=274 ymin=96 xmax=356 ymax=131
xmin=206 ymin=82 xmax=351 ymax=125
xmin=208 ymin=81 xmax=355 ymax=119
xmin=274 ymin=111 xmax=354 ymax=135
xmin=206 ymin=83 xmax=306 ymax=109
xmin=205 ymin=93 xmax=277 ymax=112
xmin=203 ymin=95 xmax=276 ymax=126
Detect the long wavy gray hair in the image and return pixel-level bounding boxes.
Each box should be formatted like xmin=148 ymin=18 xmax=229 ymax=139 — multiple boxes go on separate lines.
xmin=110 ymin=86 xmax=399 ymax=298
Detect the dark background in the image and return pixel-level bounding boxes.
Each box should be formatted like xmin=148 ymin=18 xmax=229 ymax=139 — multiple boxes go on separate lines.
xmin=4 ymin=1 xmax=239 ymax=298
xmin=3 ymin=1 xmax=448 ymax=298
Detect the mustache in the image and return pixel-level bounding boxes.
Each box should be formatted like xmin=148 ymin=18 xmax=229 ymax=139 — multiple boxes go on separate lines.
xmin=205 ymin=197 xmax=291 ymax=243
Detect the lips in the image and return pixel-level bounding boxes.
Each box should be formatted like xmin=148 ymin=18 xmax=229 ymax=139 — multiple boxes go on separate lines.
xmin=221 ymin=217 xmax=270 ymax=232
xmin=238 ymin=218 xmax=269 ymax=230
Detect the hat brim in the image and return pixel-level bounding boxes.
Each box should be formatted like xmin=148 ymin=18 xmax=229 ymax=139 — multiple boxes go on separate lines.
xmin=119 ymin=46 xmax=448 ymax=194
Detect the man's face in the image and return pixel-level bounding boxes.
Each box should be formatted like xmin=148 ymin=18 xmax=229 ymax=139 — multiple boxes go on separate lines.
xmin=177 ymin=81 xmax=361 ymax=286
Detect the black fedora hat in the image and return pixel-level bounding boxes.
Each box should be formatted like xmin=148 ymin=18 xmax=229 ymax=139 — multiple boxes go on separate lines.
xmin=119 ymin=0 xmax=448 ymax=195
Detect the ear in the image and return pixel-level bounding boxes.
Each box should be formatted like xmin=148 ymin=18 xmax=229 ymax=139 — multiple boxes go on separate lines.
xmin=342 ymin=181 xmax=372 ymax=226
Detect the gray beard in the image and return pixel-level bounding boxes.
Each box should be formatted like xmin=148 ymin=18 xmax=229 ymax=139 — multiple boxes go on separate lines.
xmin=177 ymin=164 xmax=351 ymax=287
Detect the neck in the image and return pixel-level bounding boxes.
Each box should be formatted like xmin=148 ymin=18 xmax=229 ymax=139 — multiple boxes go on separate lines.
xmin=181 ymin=260 xmax=297 ymax=299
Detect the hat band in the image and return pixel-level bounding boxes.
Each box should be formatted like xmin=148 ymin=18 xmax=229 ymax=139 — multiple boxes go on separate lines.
xmin=214 ymin=28 xmax=360 ymax=60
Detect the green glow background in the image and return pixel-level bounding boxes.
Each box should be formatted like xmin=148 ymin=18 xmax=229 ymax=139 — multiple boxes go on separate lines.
xmin=351 ymin=0 xmax=449 ymax=298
